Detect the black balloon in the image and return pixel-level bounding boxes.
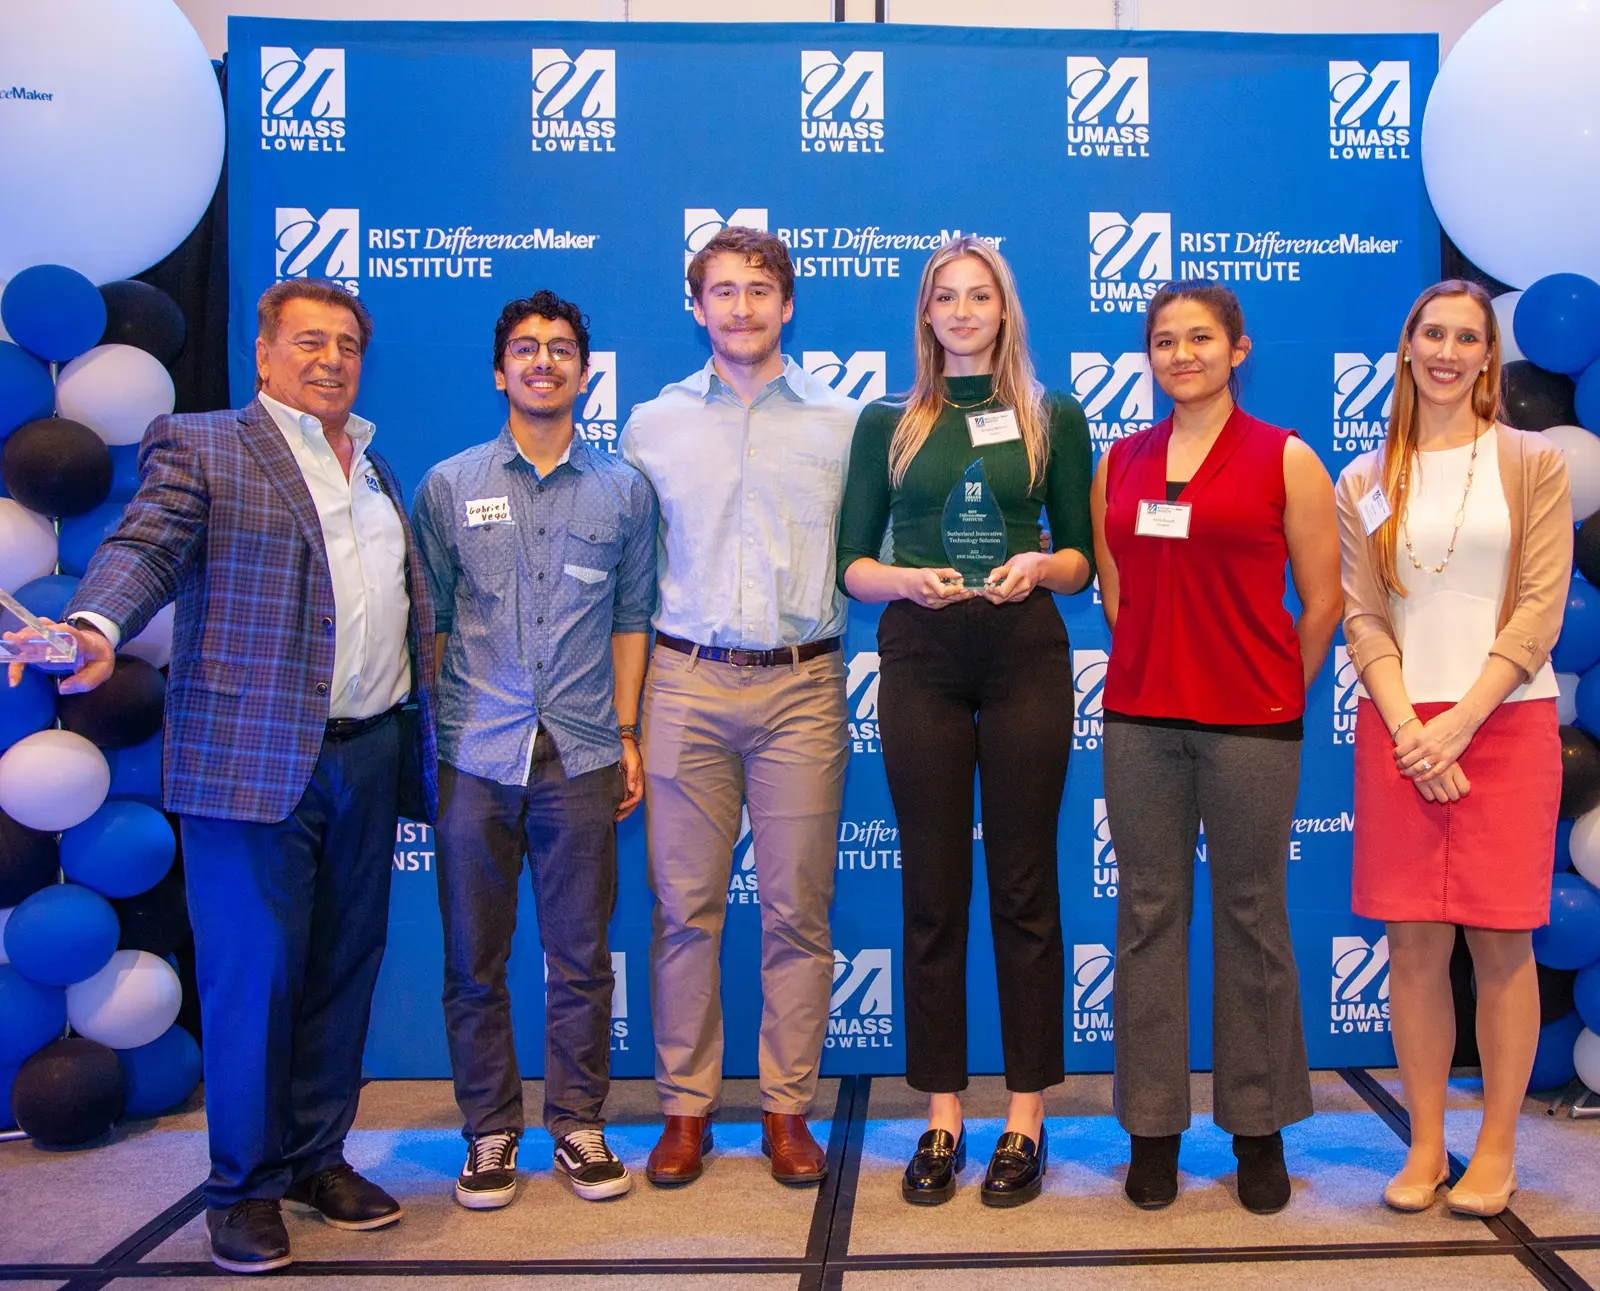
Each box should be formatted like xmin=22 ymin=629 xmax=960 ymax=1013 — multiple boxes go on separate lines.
xmin=1560 ymin=725 xmax=1600 ymax=818
xmin=1539 ymin=964 xmax=1578 ymax=1026
xmin=113 ymin=858 xmax=190 ymax=957
xmin=12 ymin=1038 xmax=126 ymax=1147
xmin=1578 ymin=515 xmax=1600 ymax=588
xmin=0 ymin=418 xmax=113 ymax=518
xmin=1502 ymin=360 xmax=1579 ymax=432
xmin=57 ymin=657 xmax=166 ymax=750
xmin=98 ymin=280 xmax=186 ymax=369
xmin=0 ymin=809 xmax=59 ymax=906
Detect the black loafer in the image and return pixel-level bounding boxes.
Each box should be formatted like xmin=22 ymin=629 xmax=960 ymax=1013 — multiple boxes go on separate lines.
xmin=205 ymin=1199 xmax=291 ymax=1275
xmin=901 ymin=1125 xmax=966 ymax=1205
xmin=283 ymin=1163 xmax=403 ymax=1230
xmin=1125 ymin=1132 xmax=1181 ymax=1208
xmin=1234 ymin=1131 xmax=1291 ymax=1214
xmin=980 ymin=1127 xmax=1048 ymax=1208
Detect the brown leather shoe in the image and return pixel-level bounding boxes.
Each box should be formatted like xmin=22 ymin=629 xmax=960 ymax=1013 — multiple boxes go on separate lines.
xmin=762 ymin=1112 xmax=828 ymax=1185
xmin=646 ymin=1115 xmax=713 ymax=1186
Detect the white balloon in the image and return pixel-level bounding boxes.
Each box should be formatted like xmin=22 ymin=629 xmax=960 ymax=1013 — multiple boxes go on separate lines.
xmin=1573 ymin=805 xmax=1600 ymax=887
xmin=1423 ymin=0 xmax=1600 ymax=288
xmin=65 ymin=948 xmax=181 ymax=1049
xmin=1576 ymin=1027 xmax=1600 ymax=1094
xmin=120 ymin=602 xmax=174 ymax=670
xmin=1542 ymin=426 xmax=1600 ymax=521
xmin=0 ymin=499 xmax=58 ymax=593
xmin=1559 ymin=671 xmax=1581 ymax=725
xmin=1493 ymin=291 xmax=1525 ymax=365
xmin=55 ymin=345 xmax=174 ymax=447
xmin=0 ymin=907 xmax=10 ymax=964
xmin=0 ymin=729 xmax=110 ymax=831
xmin=0 ymin=0 xmax=224 ymax=284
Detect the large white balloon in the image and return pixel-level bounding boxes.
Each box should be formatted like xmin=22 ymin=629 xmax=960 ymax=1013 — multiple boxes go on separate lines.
xmin=1423 ymin=0 xmax=1600 ymax=288
xmin=55 ymin=345 xmax=175 ymax=447
xmin=1559 ymin=672 xmax=1581 ymax=726
xmin=1573 ymin=806 xmax=1600 ymax=888
xmin=120 ymin=603 xmax=174 ymax=670
xmin=1493 ymin=291 xmax=1525 ymax=365
xmin=0 ymin=499 xmax=58 ymax=593
xmin=1543 ymin=425 xmax=1600 ymax=521
xmin=0 ymin=1 xmax=225 ymax=284
xmin=1577 ymin=1027 xmax=1600 ymax=1094
xmin=65 ymin=949 xmax=181 ymax=1049
xmin=0 ymin=729 xmax=110 ymax=831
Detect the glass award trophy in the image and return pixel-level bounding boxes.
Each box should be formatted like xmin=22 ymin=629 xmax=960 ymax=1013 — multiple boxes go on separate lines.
xmin=941 ymin=459 xmax=1008 ymax=588
xmin=0 ymin=587 xmax=78 ymax=668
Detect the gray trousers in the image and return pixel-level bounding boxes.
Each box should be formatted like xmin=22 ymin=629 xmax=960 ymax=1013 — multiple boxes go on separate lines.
xmin=1102 ymin=720 xmax=1313 ymax=1138
xmin=435 ymin=734 xmax=624 ymax=1140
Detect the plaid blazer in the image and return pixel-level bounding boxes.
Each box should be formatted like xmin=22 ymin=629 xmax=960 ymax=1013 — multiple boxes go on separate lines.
xmin=67 ymin=399 xmax=438 ymax=825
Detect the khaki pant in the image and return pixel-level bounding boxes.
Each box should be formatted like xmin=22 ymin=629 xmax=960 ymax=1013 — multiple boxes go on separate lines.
xmin=641 ymin=642 xmax=848 ymax=1117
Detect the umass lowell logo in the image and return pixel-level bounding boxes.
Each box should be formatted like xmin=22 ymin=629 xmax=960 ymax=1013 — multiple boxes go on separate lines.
xmin=531 ymin=49 xmax=616 ymax=153
xmin=1331 ymin=935 xmax=1390 ymax=1034
xmin=1072 ymin=943 xmax=1114 ymax=1043
xmin=574 ymin=351 xmax=618 ymax=454
xmin=846 ymin=651 xmax=881 ymax=754
xmin=1333 ymin=352 xmax=1395 ymax=454
xmin=274 ymin=207 xmax=359 ymax=291
xmin=804 ymin=351 xmax=887 ymax=402
xmin=800 ymin=51 xmax=885 ymax=154
xmin=1071 ymin=352 xmax=1154 ymax=447
xmin=1088 ymin=212 xmax=1170 ymax=313
xmin=1328 ymin=61 xmax=1411 ymax=160
xmin=1065 ymin=57 xmax=1149 ymax=158
xmin=1332 ymin=645 xmax=1359 ymax=746
xmin=828 ymin=948 xmax=893 ymax=1050
xmin=1072 ymin=648 xmax=1108 ymax=752
xmin=259 ymin=47 xmax=346 ymax=151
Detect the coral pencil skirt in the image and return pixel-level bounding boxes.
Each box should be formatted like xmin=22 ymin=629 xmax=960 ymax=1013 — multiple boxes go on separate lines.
xmin=1352 ymin=697 xmax=1561 ymax=930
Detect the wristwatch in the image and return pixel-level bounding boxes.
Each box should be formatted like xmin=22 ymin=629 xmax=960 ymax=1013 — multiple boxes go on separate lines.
xmin=64 ymin=615 xmax=107 ymax=639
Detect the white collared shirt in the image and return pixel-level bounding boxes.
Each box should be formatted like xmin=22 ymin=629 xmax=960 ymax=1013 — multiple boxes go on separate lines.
xmin=257 ymin=392 xmax=412 ymax=719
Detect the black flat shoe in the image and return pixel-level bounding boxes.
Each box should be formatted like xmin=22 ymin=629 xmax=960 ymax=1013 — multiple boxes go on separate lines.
xmin=1234 ymin=1131 xmax=1291 ymax=1214
xmin=980 ymin=1127 xmax=1047 ymax=1208
xmin=283 ymin=1163 xmax=403 ymax=1230
xmin=1125 ymin=1132 xmax=1181 ymax=1208
xmin=901 ymin=1125 xmax=966 ymax=1205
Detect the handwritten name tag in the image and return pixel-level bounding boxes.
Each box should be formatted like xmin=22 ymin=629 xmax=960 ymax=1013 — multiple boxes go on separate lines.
xmin=464 ymin=496 xmax=512 ymax=528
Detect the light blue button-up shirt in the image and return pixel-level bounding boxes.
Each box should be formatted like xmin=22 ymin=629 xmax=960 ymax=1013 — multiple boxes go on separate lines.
xmin=620 ymin=356 xmax=859 ymax=649
xmin=411 ymin=427 xmax=657 ymax=784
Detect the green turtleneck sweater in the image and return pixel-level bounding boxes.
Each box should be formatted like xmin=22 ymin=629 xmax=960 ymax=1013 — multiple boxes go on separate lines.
xmin=835 ymin=375 xmax=1095 ymax=590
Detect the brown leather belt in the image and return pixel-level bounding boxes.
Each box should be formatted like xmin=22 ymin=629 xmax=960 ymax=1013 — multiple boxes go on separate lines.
xmin=654 ymin=632 xmax=842 ymax=668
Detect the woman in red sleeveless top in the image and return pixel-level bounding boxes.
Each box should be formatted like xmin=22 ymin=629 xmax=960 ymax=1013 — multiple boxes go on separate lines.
xmin=1089 ymin=282 xmax=1342 ymax=1213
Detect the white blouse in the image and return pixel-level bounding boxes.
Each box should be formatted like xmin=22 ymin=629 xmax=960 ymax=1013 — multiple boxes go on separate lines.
xmin=1389 ymin=428 xmax=1558 ymax=705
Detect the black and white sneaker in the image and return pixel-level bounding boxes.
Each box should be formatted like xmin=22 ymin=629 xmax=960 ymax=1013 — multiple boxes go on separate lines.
xmin=554 ymin=1126 xmax=632 ymax=1200
xmin=455 ymin=1131 xmax=520 ymax=1210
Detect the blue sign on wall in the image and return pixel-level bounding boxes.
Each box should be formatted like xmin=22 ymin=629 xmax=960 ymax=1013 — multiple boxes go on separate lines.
xmin=229 ymin=19 xmax=1437 ymax=1078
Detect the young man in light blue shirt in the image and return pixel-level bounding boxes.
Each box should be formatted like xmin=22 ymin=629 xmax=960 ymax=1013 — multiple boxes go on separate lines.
xmin=412 ymin=291 xmax=656 ymax=1209
xmin=621 ymin=228 xmax=859 ymax=1187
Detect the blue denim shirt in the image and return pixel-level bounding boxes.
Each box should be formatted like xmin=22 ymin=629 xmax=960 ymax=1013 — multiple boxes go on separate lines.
xmin=412 ymin=426 xmax=657 ymax=784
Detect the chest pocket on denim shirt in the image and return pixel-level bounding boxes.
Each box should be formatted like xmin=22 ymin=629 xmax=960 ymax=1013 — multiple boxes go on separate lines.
xmin=461 ymin=522 xmax=519 ymax=599
xmin=563 ymin=518 xmax=619 ymax=590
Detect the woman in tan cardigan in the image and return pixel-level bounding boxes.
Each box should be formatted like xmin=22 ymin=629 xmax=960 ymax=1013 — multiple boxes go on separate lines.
xmin=1336 ymin=279 xmax=1571 ymax=1219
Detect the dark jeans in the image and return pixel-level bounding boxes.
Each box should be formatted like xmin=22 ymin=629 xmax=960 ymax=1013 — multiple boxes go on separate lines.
xmin=877 ymin=590 xmax=1071 ymax=1094
xmin=436 ymin=732 xmax=624 ymax=1139
xmin=181 ymin=715 xmax=399 ymax=1209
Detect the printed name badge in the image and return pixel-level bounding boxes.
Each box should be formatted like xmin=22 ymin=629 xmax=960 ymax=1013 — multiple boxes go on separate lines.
xmin=1356 ymin=482 xmax=1392 ymax=536
xmin=1135 ymin=500 xmax=1192 ymax=539
xmin=966 ymin=408 xmax=1021 ymax=446
xmin=464 ymin=496 xmax=512 ymax=528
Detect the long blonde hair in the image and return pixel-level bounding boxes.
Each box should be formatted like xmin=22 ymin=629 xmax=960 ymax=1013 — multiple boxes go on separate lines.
xmin=1373 ymin=279 xmax=1503 ymax=596
xmin=889 ymin=237 xmax=1048 ymax=488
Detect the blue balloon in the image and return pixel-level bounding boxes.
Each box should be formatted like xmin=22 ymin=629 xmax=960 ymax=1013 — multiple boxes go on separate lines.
xmin=1577 ymin=669 xmax=1600 ymax=734
xmin=3 ymin=883 xmax=120 ymax=987
xmin=0 ymin=1061 xmax=17 ymax=1129
xmin=14 ymin=573 xmax=82 ymax=625
xmin=1534 ymin=874 xmax=1600 ymax=970
xmin=1580 ymin=359 xmax=1600 ymax=436
xmin=1558 ymin=816 xmax=1577 ymax=872
xmin=56 ymin=499 xmax=127 ymax=577
xmin=1515 ymin=274 xmax=1600 ymax=377
xmin=0 ymin=266 xmax=108 ymax=365
xmin=61 ymin=800 xmax=175 ymax=899
xmin=117 ymin=1024 xmax=200 ymax=1117
xmin=1554 ymin=577 xmax=1600 ymax=675
xmin=0 ymin=964 xmax=67 ymax=1063
xmin=0 ymin=342 xmax=55 ymax=440
xmin=106 ymin=732 xmax=163 ymax=805
xmin=107 ymin=442 xmax=140 ymax=499
xmin=0 ymin=666 xmax=55 ymax=753
xmin=1531 ymin=1009 xmax=1586 ymax=1091
xmin=1576 ymin=963 xmax=1600 ymax=1033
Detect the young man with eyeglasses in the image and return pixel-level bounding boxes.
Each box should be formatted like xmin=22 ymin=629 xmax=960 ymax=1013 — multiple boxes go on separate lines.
xmin=411 ymin=291 xmax=657 ymax=1208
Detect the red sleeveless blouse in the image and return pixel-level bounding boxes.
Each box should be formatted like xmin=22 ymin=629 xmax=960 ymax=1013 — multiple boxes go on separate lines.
xmin=1102 ymin=407 xmax=1304 ymax=725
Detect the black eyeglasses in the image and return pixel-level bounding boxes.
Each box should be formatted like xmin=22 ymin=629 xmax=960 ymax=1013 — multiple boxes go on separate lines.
xmin=505 ymin=338 xmax=580 ymax=362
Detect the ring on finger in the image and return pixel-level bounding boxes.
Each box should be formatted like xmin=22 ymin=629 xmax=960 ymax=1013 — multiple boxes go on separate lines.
xmin=1419 ymin=758 xmax=1434 ymax=772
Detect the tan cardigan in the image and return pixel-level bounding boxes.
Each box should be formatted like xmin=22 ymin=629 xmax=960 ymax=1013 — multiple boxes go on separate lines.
xmin=1335 ymin=426 xmax=1574 ymax=683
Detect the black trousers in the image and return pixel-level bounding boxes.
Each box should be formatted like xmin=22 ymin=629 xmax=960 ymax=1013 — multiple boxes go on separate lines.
xmin=877 ymin=590 xmax=1071 ymax=1093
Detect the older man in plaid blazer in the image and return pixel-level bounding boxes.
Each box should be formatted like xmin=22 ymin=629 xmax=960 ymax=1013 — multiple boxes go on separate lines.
xmin=42 ymin=281 xmax=435 ymax=1275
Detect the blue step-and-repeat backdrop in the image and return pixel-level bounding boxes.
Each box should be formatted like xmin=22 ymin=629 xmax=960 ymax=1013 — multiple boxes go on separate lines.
xmin=228 ymin=18 xmax=1438 ymax=1079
